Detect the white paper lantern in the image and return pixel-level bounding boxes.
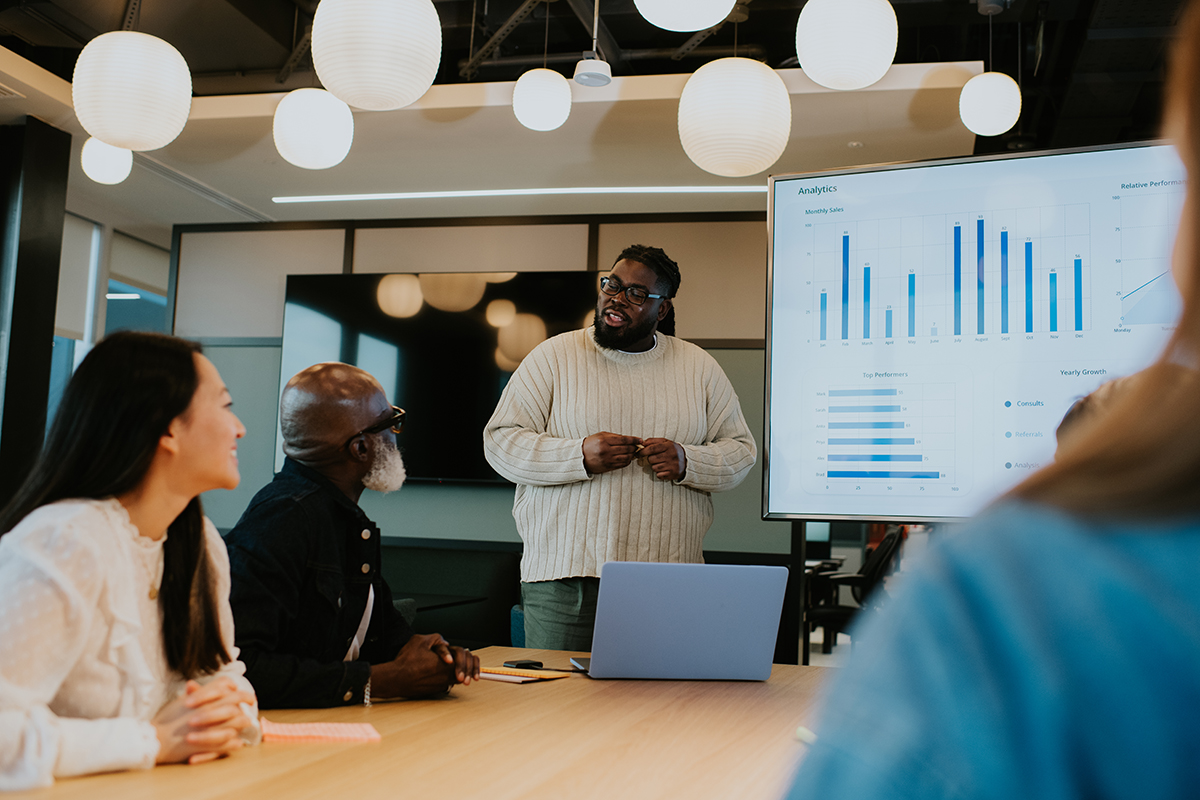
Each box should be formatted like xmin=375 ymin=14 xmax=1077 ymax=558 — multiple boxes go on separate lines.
xmin=81 ymin=137 xmax=132 ymax=185
xmin=273 ymin=89 xmax=354 ymax=170
xmin=377 ymin=274 xmax=423 ymax=317
xmin=796 ymin=0 xmax=897 ymax=91
xmin=512 ymin=69 xmax=572 ymax=132
xmin=634 ymin=0 xmax=736 ymax=32
xmin=72 ymin=31 xmax=192 ymax=151
xmin=312 ymin=0 xmax=442 ymax=111
xmin=677 ymin=57 xmax=791 ymax=178
xmin=959 ymin=72 xmax=1022 ymax=136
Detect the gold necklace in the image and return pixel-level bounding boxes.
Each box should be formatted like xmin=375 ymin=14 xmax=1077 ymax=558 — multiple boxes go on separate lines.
xmin=136 ymin=544 xmax=164 ymax=601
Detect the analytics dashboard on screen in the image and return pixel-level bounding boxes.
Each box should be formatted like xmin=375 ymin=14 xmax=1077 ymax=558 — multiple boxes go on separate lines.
xmin=764 ymin=143 xmax=1185 ymax=521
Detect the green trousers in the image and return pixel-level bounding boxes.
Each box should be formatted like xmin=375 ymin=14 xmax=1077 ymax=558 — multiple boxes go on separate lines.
xmin=520 ymin=577 xmax=602 ymax=651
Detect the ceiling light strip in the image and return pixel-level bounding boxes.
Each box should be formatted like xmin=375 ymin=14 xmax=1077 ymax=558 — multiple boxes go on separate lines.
xmin=134 ymin=153 xmax=275 ymax=222
xmin=272 ymin=185 xmax=767 ymax=203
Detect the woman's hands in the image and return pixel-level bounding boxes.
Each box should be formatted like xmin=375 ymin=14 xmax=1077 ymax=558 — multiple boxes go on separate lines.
xmin=153 ymin=678 xmax=256 ymax=765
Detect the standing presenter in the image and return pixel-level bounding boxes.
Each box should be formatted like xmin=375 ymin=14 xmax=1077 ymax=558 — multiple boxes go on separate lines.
xmin=483 ymin=245 xmax=757 ymax=650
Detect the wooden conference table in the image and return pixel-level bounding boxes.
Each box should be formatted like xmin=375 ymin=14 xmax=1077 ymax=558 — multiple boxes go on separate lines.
xmin=18 ymin=647 xmax=829 ymax=800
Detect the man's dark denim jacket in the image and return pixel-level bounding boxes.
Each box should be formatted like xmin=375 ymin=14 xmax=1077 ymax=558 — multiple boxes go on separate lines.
xmin=225 ymin=458 xmax=413 ymax=709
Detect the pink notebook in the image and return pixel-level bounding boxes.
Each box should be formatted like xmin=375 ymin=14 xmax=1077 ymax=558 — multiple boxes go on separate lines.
xmin=260 ymin=717 xmax=381 ymax=743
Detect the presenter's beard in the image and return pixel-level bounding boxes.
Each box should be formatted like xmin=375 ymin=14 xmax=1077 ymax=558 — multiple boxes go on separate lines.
xmin=592 ymin=308 xmax=657 ymax=350
xmin=363 ymin=440 xmax=407 ymax=494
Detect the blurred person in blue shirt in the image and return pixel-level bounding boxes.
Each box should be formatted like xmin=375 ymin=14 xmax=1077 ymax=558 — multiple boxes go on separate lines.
xmin=786 ymin=5 xmax=1200 ymax=797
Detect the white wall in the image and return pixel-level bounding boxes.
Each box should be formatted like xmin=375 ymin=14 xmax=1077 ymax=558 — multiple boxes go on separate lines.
xmin=174 ymin=228 xmax=345 ymax=337
xmin=354 ymin=225 xmax=588 ymax=274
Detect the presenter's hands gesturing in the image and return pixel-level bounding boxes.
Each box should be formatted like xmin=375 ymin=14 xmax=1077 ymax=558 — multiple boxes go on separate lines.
xmin=372 ymin=633 xmax=479 ymax=699
xmin=583 ymin=432 xmax=643 ymax=475
xmin=640 ymin=438 xmax=687 ymax=482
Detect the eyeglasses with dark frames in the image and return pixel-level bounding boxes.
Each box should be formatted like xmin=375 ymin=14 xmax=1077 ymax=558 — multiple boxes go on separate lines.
xmin=344 ymin=406 xmax=405 ymax=449
xmin=599 ymin=276 xmax=668 ymax=306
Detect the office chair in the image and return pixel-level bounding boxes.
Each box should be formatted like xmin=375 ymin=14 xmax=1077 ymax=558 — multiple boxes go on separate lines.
xmin=806 ymin=529 xmax=904 ymax=654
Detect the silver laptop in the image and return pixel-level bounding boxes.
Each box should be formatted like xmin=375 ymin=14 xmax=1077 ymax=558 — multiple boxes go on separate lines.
xmin=569 ymin=561 xmax=788 ymax=681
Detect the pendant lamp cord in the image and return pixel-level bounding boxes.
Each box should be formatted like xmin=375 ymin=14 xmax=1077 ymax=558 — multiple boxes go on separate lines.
xmin=592 ymin=0 xmax=600 ymax=58
xmin=734 ymin=20 xmax=739 ymax=58
xmin=988 ymin=13 xmax=993 ymax=72
xmin=543 ymin=0 xmax=550 ymax=70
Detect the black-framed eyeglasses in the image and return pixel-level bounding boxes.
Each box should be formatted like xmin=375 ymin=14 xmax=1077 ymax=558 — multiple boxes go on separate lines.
xmin=599 ymin=276 xmax=668 ymax=306
xmin=344 ymin=406 xmax=405 ymax=448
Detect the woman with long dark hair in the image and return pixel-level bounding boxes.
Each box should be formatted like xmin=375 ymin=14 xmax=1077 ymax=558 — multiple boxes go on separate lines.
xmin=785 ymin=5 xmax=1200 ymax=798
xmin=0 ymin=332 xmax=259 ymax=789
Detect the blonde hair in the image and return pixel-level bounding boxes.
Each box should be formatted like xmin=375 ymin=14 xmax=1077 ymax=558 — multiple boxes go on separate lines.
xmin=1053 ymin=375 xmax=1138 ymax=458
xmin=1012 ymin=2 xmax=1200 ymax=517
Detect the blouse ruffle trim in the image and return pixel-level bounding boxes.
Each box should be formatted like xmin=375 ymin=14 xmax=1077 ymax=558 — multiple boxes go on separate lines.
xmin=94 ymin=499 xmax=160 ymax=720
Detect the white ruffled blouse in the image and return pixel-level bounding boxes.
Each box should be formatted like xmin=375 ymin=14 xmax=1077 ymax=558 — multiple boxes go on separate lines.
xmin=0 ymin=498 xmax=259 ymax=790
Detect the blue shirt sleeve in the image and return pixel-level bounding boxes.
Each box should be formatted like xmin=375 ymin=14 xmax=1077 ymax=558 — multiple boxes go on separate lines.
xmin=786 ymin=504 xmax=1200 ymax=800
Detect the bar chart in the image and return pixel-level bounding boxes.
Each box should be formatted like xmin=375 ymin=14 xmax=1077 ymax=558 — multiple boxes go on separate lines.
xmin=815 ymin=383 xmax=955 ymax=486
xmin=809 ymin=206 xmax=1091 ymax=342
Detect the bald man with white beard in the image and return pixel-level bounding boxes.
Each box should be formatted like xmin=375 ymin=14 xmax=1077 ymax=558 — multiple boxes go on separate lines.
xmin=225 ymin=363 xmax=479 ymax=709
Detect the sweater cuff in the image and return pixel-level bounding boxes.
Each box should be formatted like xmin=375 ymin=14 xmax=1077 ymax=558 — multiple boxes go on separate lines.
xmin=572 ymin=439 xmax=594 ymax=481
xmin=675 ymin=444 xmax=702 ymax=488
xmin=53 ymin=717 xmax=159 ymax=777
xmin=675 ymin=443 xmax=746 ymax=492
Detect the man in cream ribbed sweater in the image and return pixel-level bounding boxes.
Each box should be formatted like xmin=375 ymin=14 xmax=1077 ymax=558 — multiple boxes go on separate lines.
xmin=483 ymin=245 xmax=757 ymax=649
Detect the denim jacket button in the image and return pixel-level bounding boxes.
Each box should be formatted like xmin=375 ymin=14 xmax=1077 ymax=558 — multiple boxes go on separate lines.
xmin=361 ymin=563 xmax=370 ymax=574
xmin=361 ymin=528 xmax=371 ymax=540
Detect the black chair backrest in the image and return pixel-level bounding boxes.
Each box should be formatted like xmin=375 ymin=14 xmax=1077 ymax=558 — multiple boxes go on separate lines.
xmin=853 ymin=530 xmax=903 ymax=607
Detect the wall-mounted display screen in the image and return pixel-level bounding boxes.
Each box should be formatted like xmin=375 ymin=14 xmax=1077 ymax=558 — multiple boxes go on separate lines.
xmin=765 ymin=142 xmax=1185 ymax=521
xmin=279 ymin=271 xmax=599 ymax=484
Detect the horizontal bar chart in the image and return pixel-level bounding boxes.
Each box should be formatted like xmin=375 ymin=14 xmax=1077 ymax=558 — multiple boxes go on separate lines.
xmin=827 ymin=421 xmax=905 ymax=429
xmin=828 ymin=454 xmax=923 ymax=462
xmin=828 ymin=437 xmax=916 ymax=445
xmin=827 ymin=471 xmax=940 ymax=479
xmin=828 ymin=389 xmax=898 ymax=397
xmin=815 ymin=381 xmax=955 ymax=487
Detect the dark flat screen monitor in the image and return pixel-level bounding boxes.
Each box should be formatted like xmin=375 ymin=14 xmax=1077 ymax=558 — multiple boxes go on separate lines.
xmin=765 ymin=142 xmax=1185 ymax=522
xmin=278 ymin=271 xmax=599 ymax=484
